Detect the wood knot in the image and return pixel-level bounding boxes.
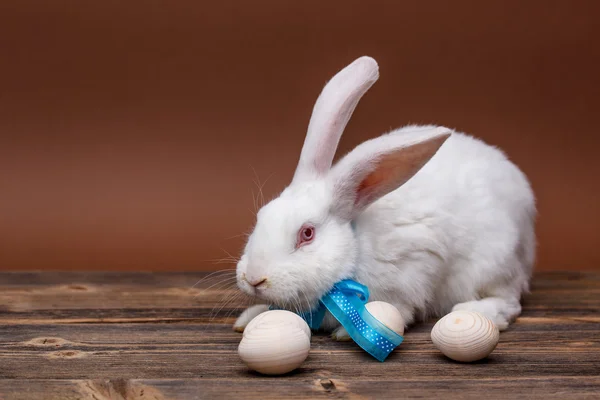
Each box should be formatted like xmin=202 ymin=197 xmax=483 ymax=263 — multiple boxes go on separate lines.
xmin=55 ymin=284 xmax=96 ymax=293
xmin=25 ymin=337 xmax=70 ymax=347
xmin=68 ymin=284 xmax=88 ymax=291
xmin=320 ymin=379 xmax=336 ymax=391
xmin=78 ymin=379 xmax=166 ymax=400
xmin=47 ymin=350 xmax=87 ymax=359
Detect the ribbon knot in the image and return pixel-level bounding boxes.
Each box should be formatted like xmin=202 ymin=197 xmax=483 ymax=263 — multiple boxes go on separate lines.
xmin=270 ymin=279 xmax=403 ymax=362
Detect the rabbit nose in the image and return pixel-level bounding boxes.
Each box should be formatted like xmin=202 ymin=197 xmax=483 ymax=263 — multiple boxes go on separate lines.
xmin=248 ymin=277 xmax=268 ymax=288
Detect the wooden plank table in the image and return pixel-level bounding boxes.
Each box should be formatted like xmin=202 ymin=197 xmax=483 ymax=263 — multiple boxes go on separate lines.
xmin=0 ymin=271 xmax=599 ymax=399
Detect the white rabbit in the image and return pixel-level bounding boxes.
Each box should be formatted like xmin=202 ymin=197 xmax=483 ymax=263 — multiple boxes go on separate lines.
xmin=234 ymin=56 xmax=536 ymax=339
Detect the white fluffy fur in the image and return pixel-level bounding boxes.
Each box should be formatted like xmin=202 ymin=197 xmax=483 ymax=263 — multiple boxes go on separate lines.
xmin=235 ymin=57 xmax=536 ymax=337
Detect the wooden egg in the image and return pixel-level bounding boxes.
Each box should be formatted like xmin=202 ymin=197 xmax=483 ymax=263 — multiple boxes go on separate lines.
xmin=238 ymin=316 xmax=310 ymax=375
xmin=431 ymin=310 xmax=500 ymax=362
xmin=365 ymin=301 xmax=405 ymax=336
xmin=243 ymin=310 xmax=311 ymax=339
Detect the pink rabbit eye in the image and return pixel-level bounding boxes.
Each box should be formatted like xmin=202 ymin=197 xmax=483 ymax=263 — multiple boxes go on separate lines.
xmin=302 ymin=227 xmax=314 ymax=241
xmin=296 ymin=224 xmax=315 ymax=248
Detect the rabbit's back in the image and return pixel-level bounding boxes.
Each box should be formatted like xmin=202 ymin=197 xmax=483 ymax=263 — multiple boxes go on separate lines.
xmin=353 ymin=126 xmax=536 ymax=321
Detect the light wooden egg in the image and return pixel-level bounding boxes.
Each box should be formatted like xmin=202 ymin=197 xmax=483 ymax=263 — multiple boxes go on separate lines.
xmin=431 ymin=310 xmax=500 ymax=362
xmin=244 ymin=310 xmax=311 ymax=339
xmin=365 ymin=301 xmax=405 ymax=336
xmin=238 ymin=318 xmax=310 ymax=375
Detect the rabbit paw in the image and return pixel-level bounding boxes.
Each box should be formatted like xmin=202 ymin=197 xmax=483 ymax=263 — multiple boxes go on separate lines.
xmin=233 ymin=304 xmax=270 ymax=332
xmin=451 ymin=297 xmax=521 ymax=331
xmin=331 ymin=326 xmax=352 ymax=341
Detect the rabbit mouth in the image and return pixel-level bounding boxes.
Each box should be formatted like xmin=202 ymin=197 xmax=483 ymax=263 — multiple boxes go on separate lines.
xmin=237 ymin=273 xmax=328 ymax=312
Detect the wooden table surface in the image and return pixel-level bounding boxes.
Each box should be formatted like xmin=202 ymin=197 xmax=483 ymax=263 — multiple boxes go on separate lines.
xmin=0 ymin=271 xmax=599 ymax=399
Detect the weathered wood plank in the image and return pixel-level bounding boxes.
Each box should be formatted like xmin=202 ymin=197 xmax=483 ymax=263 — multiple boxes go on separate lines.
xmin=0 ymin=321 xmax=599 ymax=380
xmin=1 ymin=377 xmax=600 ymax=400
xmin=1 ymin=325 xmax=598 ymax=379
xmin=0 ymin=272 xmax=599 ymax=399
xmin=0 ymin=272 xmax=598 ymax=325
xmin=1 ymin=308 xmax=599 ymax=326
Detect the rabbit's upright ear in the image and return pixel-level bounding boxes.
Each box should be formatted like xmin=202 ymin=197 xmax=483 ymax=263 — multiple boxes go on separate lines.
xmin=329 ymin=127 xmax=452 ymax=220
xmin=293 ymin=56 xmax=379 ymax=183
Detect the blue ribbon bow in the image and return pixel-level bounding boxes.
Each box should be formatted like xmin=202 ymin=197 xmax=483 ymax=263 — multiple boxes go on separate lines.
xmin=270 ymin=279 xmax=403 ymax=362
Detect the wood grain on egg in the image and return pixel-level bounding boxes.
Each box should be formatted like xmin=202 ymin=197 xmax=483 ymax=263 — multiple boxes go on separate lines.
xmin=365 ymin=301 xmax=405 ymax=336
xmin=238 ymin=310 xmax=311 ymax=375
xmin=431 ymin=310 xmax=500 ymax=362
xmin=244 ymin=310 xmax=311 ymax=338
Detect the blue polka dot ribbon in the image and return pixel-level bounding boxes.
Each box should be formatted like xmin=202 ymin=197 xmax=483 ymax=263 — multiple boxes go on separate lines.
xmin=270 ymin=279 xmax=404 ymax=362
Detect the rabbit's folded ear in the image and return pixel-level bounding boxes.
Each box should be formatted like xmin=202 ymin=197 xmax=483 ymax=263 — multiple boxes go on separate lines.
xmin=328 ymin=127 xmax=452 ymax=220
xmin=293 ymin=56 xmax=379 ymax=183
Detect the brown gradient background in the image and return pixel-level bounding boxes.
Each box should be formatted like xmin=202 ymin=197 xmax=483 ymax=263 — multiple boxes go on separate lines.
xmin=0 ymin=1 xmax=599 ymax=271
